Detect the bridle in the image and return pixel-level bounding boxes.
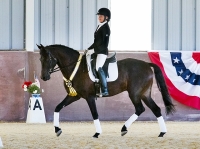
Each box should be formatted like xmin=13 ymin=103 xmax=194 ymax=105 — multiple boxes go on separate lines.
xmin=44 ymin=49 xmax=84 ymax=96
xmin=48 ymin=51 xmax=58 ymax=74
xmin=47 ymin=50 xmax=82 ymax=74
xmin=46 ymin=50 xmax=83 ymax=96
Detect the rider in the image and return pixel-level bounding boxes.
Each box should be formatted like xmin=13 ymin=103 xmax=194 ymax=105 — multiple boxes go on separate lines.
xmin=86 ymin=8 xmax=111 ymax=97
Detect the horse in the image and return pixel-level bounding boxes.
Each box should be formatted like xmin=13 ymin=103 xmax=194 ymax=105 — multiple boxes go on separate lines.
xmin=37 ymin=44 xmax=175 ymax=138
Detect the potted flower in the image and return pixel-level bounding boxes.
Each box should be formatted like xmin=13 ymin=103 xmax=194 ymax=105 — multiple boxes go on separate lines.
xmin=22 ymin=79 xmax=42 ymax=97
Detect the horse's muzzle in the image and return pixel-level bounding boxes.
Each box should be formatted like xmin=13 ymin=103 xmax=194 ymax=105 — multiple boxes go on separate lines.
xmin=41 ymin=74 xmax=50 ymax=81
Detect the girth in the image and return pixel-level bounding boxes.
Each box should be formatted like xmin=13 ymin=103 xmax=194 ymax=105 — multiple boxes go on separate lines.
xmin=91 ymin=53 xmax=117 ymax=78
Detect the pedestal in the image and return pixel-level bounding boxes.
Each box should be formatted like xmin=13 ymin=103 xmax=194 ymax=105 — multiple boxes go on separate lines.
xmin=26 ymin=94 xmax=46 ymax=123
xmin=0 ymin=137 xmax=3 ymax=148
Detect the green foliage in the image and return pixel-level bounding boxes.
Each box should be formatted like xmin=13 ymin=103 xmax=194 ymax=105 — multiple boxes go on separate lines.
xmin=28 ymin=84 xmax=41 ymax=94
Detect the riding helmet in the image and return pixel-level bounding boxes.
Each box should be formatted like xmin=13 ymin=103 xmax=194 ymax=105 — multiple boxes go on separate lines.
xmin=96 ymin=8 xmax=111 ymax=21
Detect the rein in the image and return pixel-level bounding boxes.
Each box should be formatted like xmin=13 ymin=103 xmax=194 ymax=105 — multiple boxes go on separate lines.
xmin=49 ymin=57 xmax=82 ymax=74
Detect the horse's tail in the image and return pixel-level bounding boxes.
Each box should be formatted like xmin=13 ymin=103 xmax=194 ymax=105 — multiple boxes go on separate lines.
xmin=149 ymin=63 xmax=176 ymax=115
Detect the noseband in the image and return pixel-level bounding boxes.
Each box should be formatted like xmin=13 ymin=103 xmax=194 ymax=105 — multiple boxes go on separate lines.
xmin=48 ymin=51 xmax=58 ymax=74
xmin=47 ymin=50 xmax=82 ymax=74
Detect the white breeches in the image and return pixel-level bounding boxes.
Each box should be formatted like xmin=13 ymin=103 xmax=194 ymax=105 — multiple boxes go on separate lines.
xmin=96 ymin=54 xmax=107 ymax=71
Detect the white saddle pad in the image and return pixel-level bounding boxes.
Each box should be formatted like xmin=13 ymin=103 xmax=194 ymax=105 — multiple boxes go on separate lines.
xmin=86 ymin=50 xmax=118 ymax=82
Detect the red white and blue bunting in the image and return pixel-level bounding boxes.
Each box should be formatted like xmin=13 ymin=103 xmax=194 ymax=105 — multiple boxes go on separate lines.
xmin=148 ymin=52 xmax=200 ymax=110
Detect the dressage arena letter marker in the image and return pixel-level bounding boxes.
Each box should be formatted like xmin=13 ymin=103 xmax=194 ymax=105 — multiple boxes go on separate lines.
xmin=33 ymin=99 xmax=42 ymax=110
xmin=0 ymin=137 xmax=3 ymax=148
xmin=26 ymin=96 xmax=46 ymax=123
xmin=28 ymin=99 xmax=31 ymax=110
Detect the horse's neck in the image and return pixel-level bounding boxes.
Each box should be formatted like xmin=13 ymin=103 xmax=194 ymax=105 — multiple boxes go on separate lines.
xmin=56 ymin=51 xmax=80 ymax=79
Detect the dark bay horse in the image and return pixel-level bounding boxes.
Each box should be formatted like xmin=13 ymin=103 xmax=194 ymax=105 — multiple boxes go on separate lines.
xmin=37 ymin=44 xmax=175 ymax=138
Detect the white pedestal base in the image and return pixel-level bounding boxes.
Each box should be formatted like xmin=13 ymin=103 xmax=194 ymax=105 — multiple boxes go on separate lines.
xmin=26 ymin=95 xmax=46 ymax=123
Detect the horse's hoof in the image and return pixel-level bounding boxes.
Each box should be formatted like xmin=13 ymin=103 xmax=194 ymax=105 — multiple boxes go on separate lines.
xmin=93 ymin=133 xmax=100 ymax=138
xmin=121 ymin=125 xmax=128 ymax=136
xmin=158 ymin=132 xmax=166 ymax=137
xmin=55 ymin=127 xmax=62 ymax=137
xmin=56 ymin=129 xmax=62 ymax=137
xmin=121 ymin=131 xmax=128 ymax=136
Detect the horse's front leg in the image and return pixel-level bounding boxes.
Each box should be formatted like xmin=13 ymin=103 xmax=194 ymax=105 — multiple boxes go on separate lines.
xmin=54 ymin=95 xmax=80 ymax=137
xmin=86 ymin=96 xmax=102 ymax=138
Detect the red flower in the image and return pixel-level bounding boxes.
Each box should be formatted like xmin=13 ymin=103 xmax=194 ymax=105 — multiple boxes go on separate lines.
xmin=22 ymin=81 xmax=32 ymax=88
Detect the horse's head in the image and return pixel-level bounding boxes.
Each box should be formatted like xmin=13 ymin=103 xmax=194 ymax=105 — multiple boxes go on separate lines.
xmin=37 ymin=44 xmax=57 ymax=81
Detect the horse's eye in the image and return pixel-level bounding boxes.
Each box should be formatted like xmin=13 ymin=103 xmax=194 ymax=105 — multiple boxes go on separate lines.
xmin=40 ymin=57 xmax=45 ymax=61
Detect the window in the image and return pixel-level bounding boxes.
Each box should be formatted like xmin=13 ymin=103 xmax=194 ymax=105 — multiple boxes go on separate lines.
xmin=111 ymin=0 xmax=151 ymax=51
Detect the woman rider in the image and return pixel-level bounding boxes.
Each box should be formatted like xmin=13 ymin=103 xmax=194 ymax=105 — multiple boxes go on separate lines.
xmin=86 ymin=8 xmax=111 ymax=97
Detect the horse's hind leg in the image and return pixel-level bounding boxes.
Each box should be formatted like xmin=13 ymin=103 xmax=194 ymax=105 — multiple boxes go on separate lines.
xmin=142 ymin=96 xmax=167 ymax=137
xmin=54 ymin=95 xmax=80 ymax=137
xmin=121 ymin=95 xmax=145 ymax=136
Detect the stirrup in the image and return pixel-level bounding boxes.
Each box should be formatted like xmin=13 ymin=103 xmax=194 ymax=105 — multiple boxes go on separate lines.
xmin=94 ymin=79 xmax=102 ymax=97
xmin=96 ymin=90 xmax=109 ymax=97
xmin=96 ymin=88 xmax=109 ymax=97
xmin=94 ymin=78 xmax=109 ymax=97
xmin=96 ymin=86 xmax=103 ymax=97
xmin=102 ymin=92 xmax=109 ymax=97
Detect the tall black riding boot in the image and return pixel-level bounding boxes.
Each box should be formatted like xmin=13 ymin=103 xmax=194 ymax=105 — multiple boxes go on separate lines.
xmin=98 ymin=67 xmax=109 ymax=96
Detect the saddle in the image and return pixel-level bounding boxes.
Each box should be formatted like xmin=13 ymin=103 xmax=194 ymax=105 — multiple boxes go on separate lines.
xmin=86 ymin=50 xmax=118 ymax=97
xmin=91 ymin=53 xmax=117 ymax=79
xmin=86 ymin=50 xmax=118 ymax=82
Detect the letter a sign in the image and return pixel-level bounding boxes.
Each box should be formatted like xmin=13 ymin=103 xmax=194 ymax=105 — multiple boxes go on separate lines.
xmin=33 ymin=99 xmax=42 ymax=110
xmin=26 ymin=95 xmax=46 ymax=123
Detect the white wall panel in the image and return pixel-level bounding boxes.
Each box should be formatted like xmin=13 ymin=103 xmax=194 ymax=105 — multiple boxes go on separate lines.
xmin=55 ymin=0 xmax=69 ymax=45
xmin=12 ymin=0 xmax=24 ymax=49
xmin=0 ymin=0 xmax=11 ymax=49
xmin=83 ymin=0 xmax=97 ymax=49
xmin=0 ymin=0 xmax=24 ymax=50
xmin=196 ymin=0 xmax=200 ymax=50
xmin=97 ymin=0 xmax=109 ymax=9
xmin=68 ymin=0 xmax=82 ymax=50
xmin=152 ymin=0 xmax=167 ymax=50
xmin=168 ymin=0 xmax=181 ymax=50
xmin=1 ymin=0 xmax=199 ymax=51
xmin=0 ymin=0 xmax=109 ymax=50
xmin=34 ymin=0 xmax=109 ymax=50
xmin=182 ymin=0 xmax=196 ymax=51
xmin=40 ymin=0 xmax=54 ymax=46
xmin=34 ymin=0 xmax=41 ymax=48
xmin=153 ymin=0 xmax=199 ymax=51
xmin=97 ymin=0 xmax=109 ymax=25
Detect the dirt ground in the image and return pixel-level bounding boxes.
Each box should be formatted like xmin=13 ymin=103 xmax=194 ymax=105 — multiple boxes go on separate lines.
xmin=0 ymin=121 xmax=200 ymax=149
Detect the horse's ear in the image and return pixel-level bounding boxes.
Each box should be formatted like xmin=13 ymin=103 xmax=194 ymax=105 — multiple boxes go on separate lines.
xmin=40 ymin=44 xmax=45 ymax=48
xmin=37 ymin=44 xmax=47 ymax=55
xmin=36 ymin=44 xmax=41 ymax=49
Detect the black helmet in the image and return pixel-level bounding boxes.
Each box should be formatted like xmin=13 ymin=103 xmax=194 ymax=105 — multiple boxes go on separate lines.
xmin=96 ymin=8 xmax=111 ymax=21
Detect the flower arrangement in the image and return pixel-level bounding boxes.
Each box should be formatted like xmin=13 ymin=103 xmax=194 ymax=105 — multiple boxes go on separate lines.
xmin=22 ymin=81 xmax=41 ymax=94
xmin=22 ymin=74 xmax=44 ymax=95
